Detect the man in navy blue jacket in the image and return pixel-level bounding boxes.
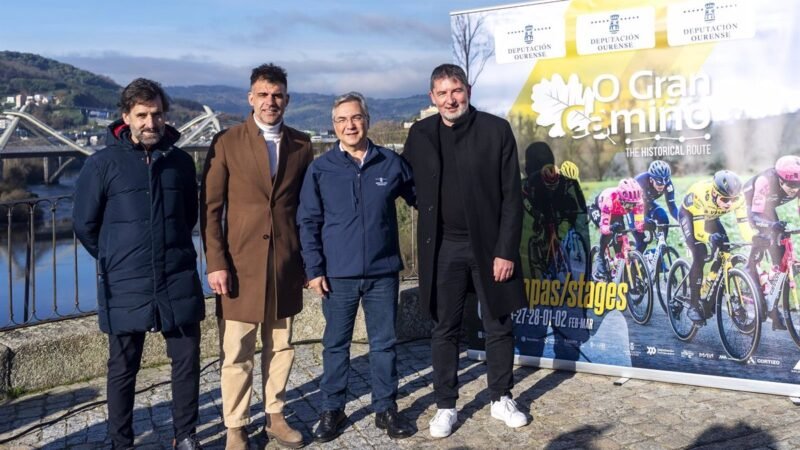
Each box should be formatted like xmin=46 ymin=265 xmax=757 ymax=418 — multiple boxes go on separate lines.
xmin=73 ymin=79 xmax=204 ymax=450
xmin=297 ymin=92 xmax=415 ymax=442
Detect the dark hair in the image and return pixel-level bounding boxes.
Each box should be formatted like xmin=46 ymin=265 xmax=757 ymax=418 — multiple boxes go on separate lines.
xmin=119 ymin=78 xmax=169 ymax=114
xmin=250 ymin=63 xmax=288 ymax=88
xmin=429 ymin=64 xmax=469 ymax=91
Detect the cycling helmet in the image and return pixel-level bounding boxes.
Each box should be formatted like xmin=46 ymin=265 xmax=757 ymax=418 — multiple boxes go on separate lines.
xmin=775 ymin=155 xmax=800 ymax=182
xmin=617 ymin=178 xmax=642 ymax=203
xmin=541 ymin=164 xmax=559 ymax=187
xmin=560 ymin=161 xmax=580 ymax=181
xmin=712 ymin=170 xmax=743 ymax=197
xmin=648 ymin=160 xmax=672 ymax=181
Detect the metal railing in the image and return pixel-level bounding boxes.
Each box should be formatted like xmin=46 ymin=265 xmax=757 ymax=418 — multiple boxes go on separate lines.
xmin=1 ymin=195 xmax=95 ymax=330
xmin=1 ymin=193 xmax=419 ymax=331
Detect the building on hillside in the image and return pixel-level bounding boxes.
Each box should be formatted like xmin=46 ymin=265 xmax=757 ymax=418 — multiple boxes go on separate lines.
xmin=403 ymin=105 xmax=438 ymax=129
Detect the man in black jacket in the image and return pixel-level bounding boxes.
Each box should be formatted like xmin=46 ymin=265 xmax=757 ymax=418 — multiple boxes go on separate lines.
xmin=402 ymin=64 xmax=529 ymax=438
xmin=73 ymin=79 xmax=204 ymax=450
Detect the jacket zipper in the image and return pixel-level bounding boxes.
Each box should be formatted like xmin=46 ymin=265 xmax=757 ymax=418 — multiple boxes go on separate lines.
xmin=357 ymin=168 xmax=365 ymax=276
xmin=145 ymin=147 xmax=159 ymax=331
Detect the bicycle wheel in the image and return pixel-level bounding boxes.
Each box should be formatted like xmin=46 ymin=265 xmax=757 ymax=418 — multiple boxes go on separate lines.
xmin=654 ymin=246 xmax=679 ymax=314
xmin=782 ymin=277 xmax=800 ymax=348
xmin=716 ymin=268 xmax=761 ymax=362
xmin=625 ymin=251 xmax=653 ymax=325
xmin=666 ymin=259 xmax=698 ymax=341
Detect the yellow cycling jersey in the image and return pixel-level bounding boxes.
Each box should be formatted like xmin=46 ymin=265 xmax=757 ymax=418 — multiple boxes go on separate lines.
xmin=682 ymin=179 xmax=753 ymax=243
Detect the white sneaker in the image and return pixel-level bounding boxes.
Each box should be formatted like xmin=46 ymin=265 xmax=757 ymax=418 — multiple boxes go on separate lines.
xmin=429 ymin=408 xmax=457 ymax=438
xmin=491 ymin=396 xmax=528 ymax=428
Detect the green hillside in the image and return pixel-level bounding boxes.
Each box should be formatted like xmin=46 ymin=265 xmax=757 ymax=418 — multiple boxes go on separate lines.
xmin=0 ymin=51 xmax=204 ymax=128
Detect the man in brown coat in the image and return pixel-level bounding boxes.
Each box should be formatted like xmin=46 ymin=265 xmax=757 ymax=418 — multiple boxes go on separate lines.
xmin=201 ymin=63 xmax=312 ymax=449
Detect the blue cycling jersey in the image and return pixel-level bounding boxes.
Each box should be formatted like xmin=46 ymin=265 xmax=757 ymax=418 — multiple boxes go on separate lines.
xmin=634 ymin=172 xmax=679 ymax=221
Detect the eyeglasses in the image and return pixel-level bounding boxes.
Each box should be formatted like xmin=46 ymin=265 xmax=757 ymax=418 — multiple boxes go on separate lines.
xmin=333 ymin=114 xmax=367 ymax=125
xmin=716 ymin=195 xmax=735 ymax=205
xmin=652 ymin=178 xmax=667 ymax=186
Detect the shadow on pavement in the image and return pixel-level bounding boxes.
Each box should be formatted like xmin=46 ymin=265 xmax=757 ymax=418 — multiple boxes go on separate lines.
xmin=0 ymin=386 xmax=100 ymax=444
xmin=691 ymin=421 xmax=776 ymax=449
xmin=14 ymin=338 xmax=547 ymax=448
xmin=543 ymin=424 xmax=612 ymax=450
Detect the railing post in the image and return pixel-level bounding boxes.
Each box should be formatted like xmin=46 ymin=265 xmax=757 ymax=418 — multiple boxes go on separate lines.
xmin=6 ymin=205 xmax=12 ymax=325
xmin=51 ymin=199 xmax=58 ymax=315
xmin=24 ymin=205 xmax=32 ymax=323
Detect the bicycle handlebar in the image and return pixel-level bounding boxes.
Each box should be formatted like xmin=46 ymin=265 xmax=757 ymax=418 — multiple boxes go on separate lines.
xmin=704 ymin=241 xmax=750 ymax=263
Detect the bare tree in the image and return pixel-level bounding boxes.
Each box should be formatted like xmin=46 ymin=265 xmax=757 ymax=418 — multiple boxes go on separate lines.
xmin=452 ymin=14 xmax=494 ymax=87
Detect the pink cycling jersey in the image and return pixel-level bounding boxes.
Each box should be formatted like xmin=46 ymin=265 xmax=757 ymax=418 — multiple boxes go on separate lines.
xmin=597 ymin=187 xmax=645 ymax=235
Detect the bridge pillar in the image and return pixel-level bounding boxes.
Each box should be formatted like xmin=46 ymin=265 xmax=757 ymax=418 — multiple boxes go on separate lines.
xmin=43 ymin=157 xmax=49 ymax=185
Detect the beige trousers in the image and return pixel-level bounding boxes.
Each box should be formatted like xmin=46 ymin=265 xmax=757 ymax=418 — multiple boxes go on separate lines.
xmin=218 ymin=299 xmax=294 ymax=427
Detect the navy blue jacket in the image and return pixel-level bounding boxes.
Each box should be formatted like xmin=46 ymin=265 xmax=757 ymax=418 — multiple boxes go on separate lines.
xmin=297 ymin=140 xmax=415 ymax=279
xmin=73 ymin=120 xmax=205 ymax=335
xmin=632 ymin=172 xmax=679 ymax=222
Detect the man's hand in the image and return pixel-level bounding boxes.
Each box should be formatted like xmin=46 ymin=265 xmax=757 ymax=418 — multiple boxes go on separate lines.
xmin=709 ymin=232 xmax=728 ymax=252
xmin=308 ymin=276 xmax=330 ymax=297
xmin=493 ymin=257 xmax=514 ymax=282
xmin=208 ymin=270 xmax=231 ymax=296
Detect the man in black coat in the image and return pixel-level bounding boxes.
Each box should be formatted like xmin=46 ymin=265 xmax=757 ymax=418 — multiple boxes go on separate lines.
xmin=73 ymin=79 xmax=204 ymax=450
xmin=402 ymin=64 xmax=529 ymax=438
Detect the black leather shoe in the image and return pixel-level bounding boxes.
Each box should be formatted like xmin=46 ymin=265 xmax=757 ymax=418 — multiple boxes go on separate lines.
xmin=375 ymin=408 xmax=415 ymax=439
xmin=174 ymin=435 xmax=203 ymax=450
xmin=314 ymin=409 xmax=347 ymax=443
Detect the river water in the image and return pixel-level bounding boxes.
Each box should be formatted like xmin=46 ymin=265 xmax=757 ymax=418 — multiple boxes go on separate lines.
xmin=0 ymin=170 xmax=212 ymax=328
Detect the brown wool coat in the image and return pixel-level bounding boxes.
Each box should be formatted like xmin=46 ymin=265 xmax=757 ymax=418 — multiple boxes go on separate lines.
xmin=201 ymin=115 xmax=313 ymax=322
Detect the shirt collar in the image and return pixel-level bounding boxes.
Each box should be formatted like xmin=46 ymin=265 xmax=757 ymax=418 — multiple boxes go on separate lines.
xmin=253 ymin=114 xmax=282 ymax=138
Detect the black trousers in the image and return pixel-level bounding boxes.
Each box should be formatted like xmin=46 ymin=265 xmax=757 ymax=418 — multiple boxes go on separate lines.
xmin=431 ymin=238 xmax=515 ymax=409
xmin=107 ymin=322 xmax=201 ymax=447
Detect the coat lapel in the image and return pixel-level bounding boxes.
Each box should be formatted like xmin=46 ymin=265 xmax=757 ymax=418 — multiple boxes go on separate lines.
xmin=244 ymin=114 xmax=273 ymax=197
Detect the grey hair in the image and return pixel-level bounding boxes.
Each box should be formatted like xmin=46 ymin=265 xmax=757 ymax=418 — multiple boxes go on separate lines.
xmin=331 ymin=91 xmax=370 ymax=122
xmin=430 ymin=64 xmax=468 ymax=91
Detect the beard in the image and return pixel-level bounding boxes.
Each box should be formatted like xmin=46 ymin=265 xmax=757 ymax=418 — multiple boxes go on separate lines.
xmin=441 ymin=103 xmax=469 ymax=123
xmin=133 ymin=127 xmax=163 ymax=146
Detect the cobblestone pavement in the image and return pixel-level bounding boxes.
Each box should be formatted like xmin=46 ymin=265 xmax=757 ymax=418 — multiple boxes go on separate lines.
xmin=2 ymin=340 xmax=800 ymax=449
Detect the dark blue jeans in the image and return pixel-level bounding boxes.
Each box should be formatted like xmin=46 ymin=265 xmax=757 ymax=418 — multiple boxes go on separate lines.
xmin=321 ymin=274 xmax=399 ymax=413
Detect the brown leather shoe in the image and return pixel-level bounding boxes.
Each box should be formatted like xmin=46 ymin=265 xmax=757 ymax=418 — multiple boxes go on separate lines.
xmin=265 ymin=412 xmax=304 ymax=448
xmin=225 ymin=427 xmax=248 ymax=450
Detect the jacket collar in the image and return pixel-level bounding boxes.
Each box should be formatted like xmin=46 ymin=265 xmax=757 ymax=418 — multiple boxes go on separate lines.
xmin=331 ymin=138 xmax=380 ymax=167
xmin=414 ymin=105 xmax=477 ymax=146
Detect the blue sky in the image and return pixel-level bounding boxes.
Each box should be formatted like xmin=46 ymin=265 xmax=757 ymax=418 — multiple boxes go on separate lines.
xmin=1 ymin=0 xmax=497 ymax=98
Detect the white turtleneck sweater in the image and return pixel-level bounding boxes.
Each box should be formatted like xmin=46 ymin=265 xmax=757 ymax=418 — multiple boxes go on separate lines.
xmin=253 ymin=115 xmax=281 ymax=178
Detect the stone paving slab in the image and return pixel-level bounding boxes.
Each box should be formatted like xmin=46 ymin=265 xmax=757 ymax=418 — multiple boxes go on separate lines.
xmin=1 ymin=339 xmax=800 ymax=449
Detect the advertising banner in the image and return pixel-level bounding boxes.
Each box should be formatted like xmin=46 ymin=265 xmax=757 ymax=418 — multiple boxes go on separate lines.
xmin=454 ymin=0 xmax=800 ymax=395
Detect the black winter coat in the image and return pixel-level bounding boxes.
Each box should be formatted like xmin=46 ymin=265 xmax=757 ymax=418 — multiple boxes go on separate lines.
xmin=402 ymin=106 xmax=527 ymax=320
xmin=73 ymin=120 xmax=205 ymax=334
